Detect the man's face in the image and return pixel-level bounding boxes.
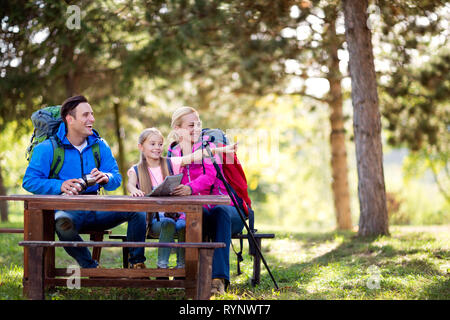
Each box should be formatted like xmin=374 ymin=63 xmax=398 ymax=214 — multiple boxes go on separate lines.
xmin=66 ymin=102 xmax=95 ymax=138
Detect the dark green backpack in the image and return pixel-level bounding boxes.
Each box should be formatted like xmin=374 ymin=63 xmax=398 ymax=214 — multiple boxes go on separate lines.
xmin=26 ymin=105 xmax=100 ymax=179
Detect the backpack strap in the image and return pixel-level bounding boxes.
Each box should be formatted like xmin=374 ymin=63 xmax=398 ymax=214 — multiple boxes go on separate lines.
xmin=230 ymin=238 xmax=244 ymax=276
xmin=49 ymin=136 xmax=64 ymax=179
xmin=247 ymin=207 xmax=257 ymax=256
xmin=92 ymin=142 xmax=101 ymax=169
xmin=167 ymin=158 xmax=174 ymax=176
xmin=49 ymin=138 xmax=101 ymax=180
xmin=91 ymin=130 xmax=103 ymax=170
xmin=133 ymin=165 xmax=139 ymax=188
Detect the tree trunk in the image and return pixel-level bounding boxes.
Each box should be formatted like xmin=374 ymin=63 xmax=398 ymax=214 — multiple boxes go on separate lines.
xmin=342 ymin=0 xmax=389 ymax=236
xmin=0 ymin=162 xmax=8 ymax=222
xmin=325 ymin=6 xmax=353 ymax=230
xmin=113 ymin=102 xmax=127 ymax=195
xmin=328 ymin=77 xmax=353 ymax=230
xmin=62 ymin=44 xmax=77 ymax=97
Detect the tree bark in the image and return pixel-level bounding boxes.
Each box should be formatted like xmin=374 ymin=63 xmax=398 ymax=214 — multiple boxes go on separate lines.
xmin=342 ymin=0 xmax=389 ymax=236
xmin=113 ymin=102 xmax=127 ymax=195
xmin=0 ymin=162 xmax=8 ymax=222
xmin=325 ymin=7 xmax=353 ymax=230
xmin=62 ymin=44 xmax=77 ymax=98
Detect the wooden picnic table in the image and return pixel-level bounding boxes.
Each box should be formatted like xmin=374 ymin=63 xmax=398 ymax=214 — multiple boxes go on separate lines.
xmin=0 ymin=194 xmax=230 ymax=300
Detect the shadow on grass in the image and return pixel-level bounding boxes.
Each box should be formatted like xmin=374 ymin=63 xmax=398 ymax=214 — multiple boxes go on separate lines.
xmin=418 ymin=278 xmax=450 ymax=300
xmin=231 ymin=228 xmax=449 ymax=299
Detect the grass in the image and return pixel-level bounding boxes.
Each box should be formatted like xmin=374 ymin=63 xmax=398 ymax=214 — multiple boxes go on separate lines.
xmin=0 ymin=210 xmax=449 ymax=300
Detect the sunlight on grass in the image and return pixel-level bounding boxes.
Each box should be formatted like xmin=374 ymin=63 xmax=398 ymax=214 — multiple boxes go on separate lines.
xmin=0 ymin=265 xmax=22 ymax=285
xmin=0 ymin=264 xmax=23 ymax=300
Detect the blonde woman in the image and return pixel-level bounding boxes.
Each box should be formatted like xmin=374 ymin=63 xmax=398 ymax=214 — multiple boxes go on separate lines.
xmin=168 ymin=107 xmax=244 ymax=294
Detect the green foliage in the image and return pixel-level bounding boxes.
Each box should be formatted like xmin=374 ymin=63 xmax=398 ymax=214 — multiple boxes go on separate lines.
xmin=1 ymin=0 xmax=448 ymax=228
xmin=380 ymin=51 xmax=450 ymax=152
xmin=374 ymin=0 xmax=449 ymax=153
xmin=0 ymin=121 xmax=31 ymax=193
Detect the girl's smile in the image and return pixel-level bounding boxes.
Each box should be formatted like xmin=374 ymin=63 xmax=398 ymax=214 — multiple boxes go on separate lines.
xmin=139 ymin=134 xmax=164 ymax=163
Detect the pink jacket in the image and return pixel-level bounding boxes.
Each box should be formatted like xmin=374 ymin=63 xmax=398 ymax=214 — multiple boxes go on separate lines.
xmin=169 ymin=138 xmax=232 ymax=208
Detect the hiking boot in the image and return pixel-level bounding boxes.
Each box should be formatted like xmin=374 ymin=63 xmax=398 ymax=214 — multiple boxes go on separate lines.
xmin=129 ymin=262 xmax=148 ymax=279
xmin=211 ymin=278 xmax=225 ymax=295
xmin=129 ymin=262 xmax=146 ymax=269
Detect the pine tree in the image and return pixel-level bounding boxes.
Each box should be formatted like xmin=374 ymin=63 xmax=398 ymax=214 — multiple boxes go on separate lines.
xmin=342 ymin=0 xmax=389 ymax=236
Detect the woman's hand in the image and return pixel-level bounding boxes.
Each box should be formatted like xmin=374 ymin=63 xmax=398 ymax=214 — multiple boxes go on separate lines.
xmin=222 ymin=143 xmax=238 ymax=154
xmin=171 ymin=184 xmax=192 ymax=196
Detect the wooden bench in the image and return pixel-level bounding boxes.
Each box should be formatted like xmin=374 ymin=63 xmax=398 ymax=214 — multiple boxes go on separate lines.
xmin=232 ymin=232 xmax=275 ymax=286
xmin=0 ymin=228 xmax=25 ymax=234
xmin=110 ymin=232 xmax=275 ymax=286
xmin=0 ymin=227 xmax=111 ymax=263
xmin=19 ymin=240 xmax=225 ymax=300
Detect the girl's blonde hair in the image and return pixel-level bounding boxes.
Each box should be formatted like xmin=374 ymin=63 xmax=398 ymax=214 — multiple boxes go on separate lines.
xmin=136 ymin=127 xmax=169 ymax=194
xmin=168 ymin=106 xmax=200 ymax=145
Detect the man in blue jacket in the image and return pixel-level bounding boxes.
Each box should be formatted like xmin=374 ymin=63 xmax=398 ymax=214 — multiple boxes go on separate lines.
xmin=23 ymin=95 xmax=147 ymax=269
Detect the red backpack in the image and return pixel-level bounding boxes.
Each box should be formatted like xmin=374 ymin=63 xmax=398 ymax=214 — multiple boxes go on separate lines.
xmin=168 ymin=128 xmax=257 ymax=261
xmin=201 ymin=128 xmax=252 ymax=216
xmin=168 ymin=128 xmax=252 ymax=216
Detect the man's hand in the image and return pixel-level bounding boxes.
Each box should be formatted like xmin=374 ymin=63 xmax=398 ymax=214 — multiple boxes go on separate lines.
xmin=61 ymin=178 xmax=84 ymax=195
xmin=171 ymin=184 xmax=192 ymax=196
xmin=90 ymin=168 xmax=109 ymax=185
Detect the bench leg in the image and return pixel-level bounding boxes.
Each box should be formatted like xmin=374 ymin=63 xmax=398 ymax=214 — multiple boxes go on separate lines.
xmin=251 ymin=238 xmax=262 ymax=287
xmin=122 ymin=247 xmax=129 ymax=268
xmin=185 ymin=206 xmax=202 ymax=299
xmin=90 ymin=232 xmax=104 ymax=263
xmin=27 ymin=246 xmax=45 ymax=300
xmin=196 ymin=248 xmax=214 ymax=300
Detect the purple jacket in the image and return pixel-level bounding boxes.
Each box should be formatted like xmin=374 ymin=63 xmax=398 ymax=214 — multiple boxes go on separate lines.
xmin=169 ymin=138 xmax=231 ymax=208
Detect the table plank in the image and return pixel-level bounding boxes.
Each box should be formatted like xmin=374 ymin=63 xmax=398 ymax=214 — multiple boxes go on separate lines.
xmin=0 ymin=194 xmax=230 ymax=205
xmin=0 ymin=195 xmax=230 ymax=212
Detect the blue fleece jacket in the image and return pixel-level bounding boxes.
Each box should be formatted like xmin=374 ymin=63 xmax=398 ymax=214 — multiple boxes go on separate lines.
xmin=22 ymin=122 xmax=122 ymax=195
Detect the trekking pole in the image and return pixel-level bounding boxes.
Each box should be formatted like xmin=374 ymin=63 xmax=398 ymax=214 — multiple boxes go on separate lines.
xmin=203 ymin=142 xmax=279 ymax=290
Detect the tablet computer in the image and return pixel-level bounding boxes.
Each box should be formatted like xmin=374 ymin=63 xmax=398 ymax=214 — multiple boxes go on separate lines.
xmin=146 ymin=174 xmax=184 ymax=196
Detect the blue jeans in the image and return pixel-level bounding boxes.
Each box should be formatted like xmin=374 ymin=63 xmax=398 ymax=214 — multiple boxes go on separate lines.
xmin=55 ymin=210 xmax=147 ymax=268
xmin=149 ymin=217 xmax=186 ymax=268
xmin=203 ymin=205 xmax=244 ymax=283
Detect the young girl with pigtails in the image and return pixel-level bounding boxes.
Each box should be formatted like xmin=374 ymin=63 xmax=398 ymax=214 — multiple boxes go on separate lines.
xmin=126 ymin=127 xmax=237 ymax=272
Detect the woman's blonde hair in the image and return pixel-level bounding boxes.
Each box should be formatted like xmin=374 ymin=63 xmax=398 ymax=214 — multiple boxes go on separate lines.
xmin=136 ymin=128 xmax=169 ymax=194
xmin=168 ymin=106 xmax=200 ymax=145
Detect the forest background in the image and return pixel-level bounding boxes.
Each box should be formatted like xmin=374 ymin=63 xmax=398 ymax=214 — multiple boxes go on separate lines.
xmin=0 ymin=0 xmax=449 ymax=233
